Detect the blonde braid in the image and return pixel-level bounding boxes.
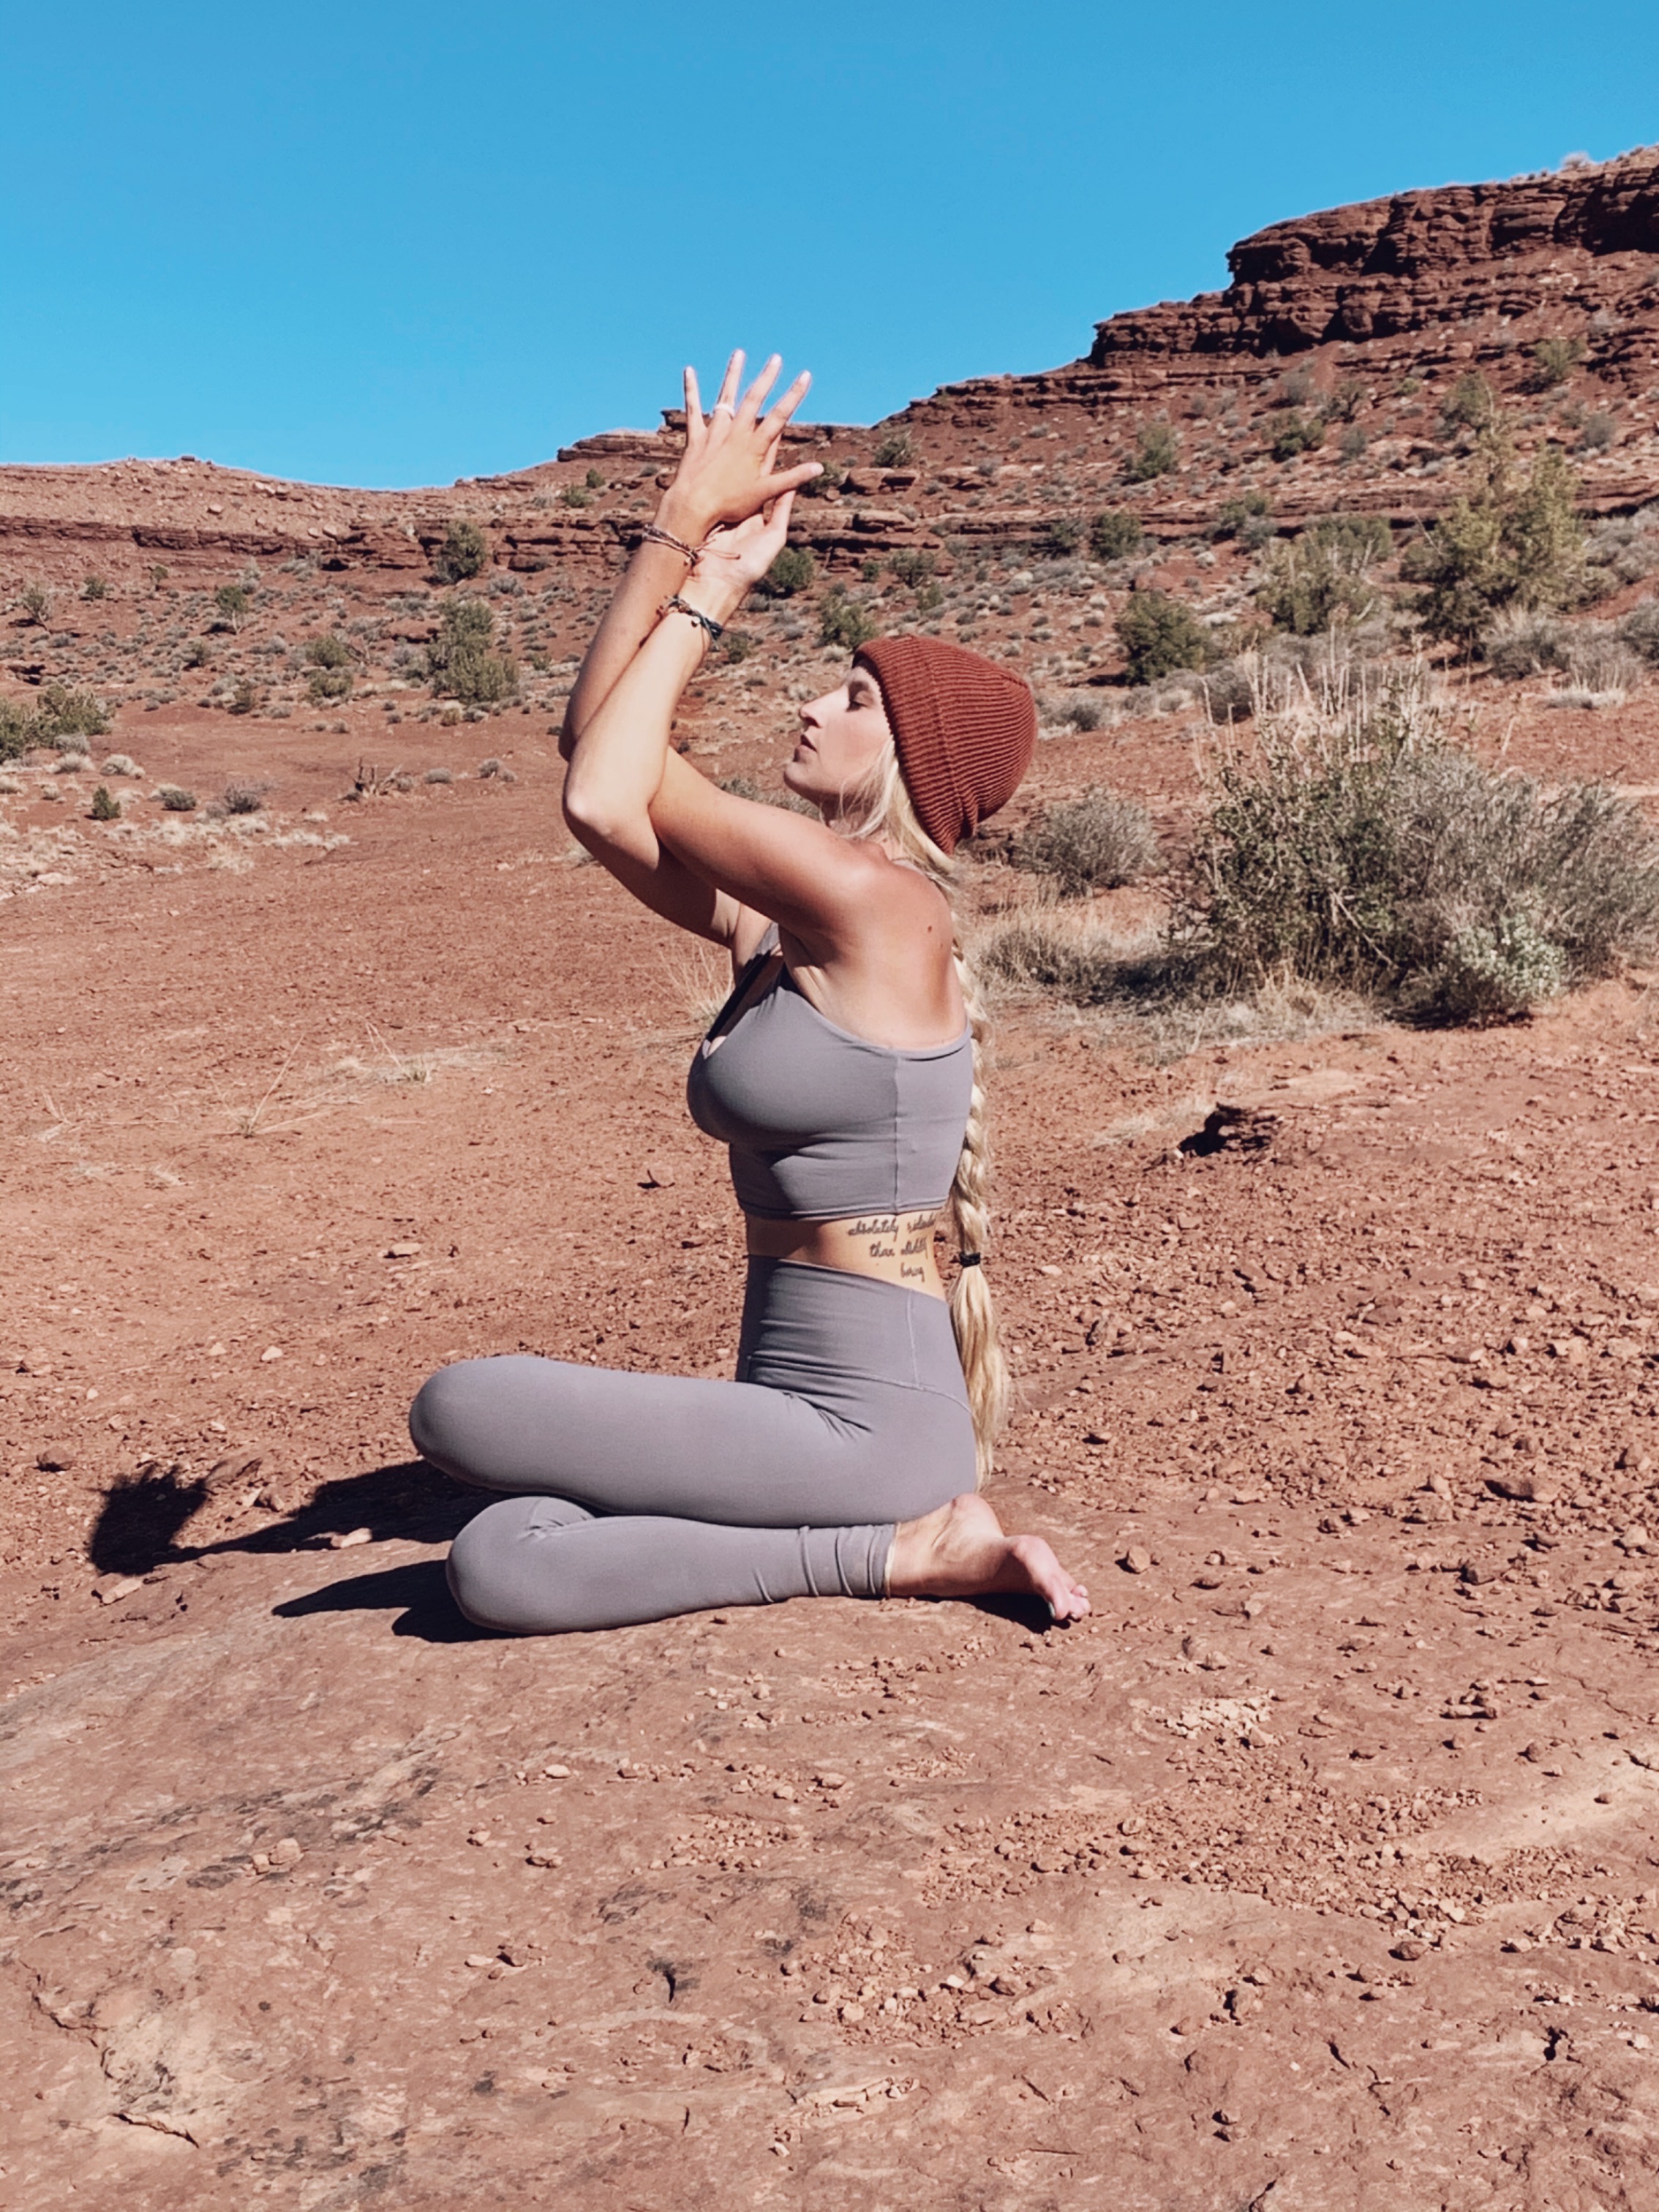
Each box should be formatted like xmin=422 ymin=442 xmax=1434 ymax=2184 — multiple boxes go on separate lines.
xmin=838 ymin=743 xmax=1009 ymax=1483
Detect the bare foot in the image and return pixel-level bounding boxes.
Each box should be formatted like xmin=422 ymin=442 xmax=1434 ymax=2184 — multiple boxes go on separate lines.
xmin=887 ymin=1494 xmax=1090 ymax=1622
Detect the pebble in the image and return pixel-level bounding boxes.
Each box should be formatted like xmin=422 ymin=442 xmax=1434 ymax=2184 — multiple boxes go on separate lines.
xmin=1121 ymin=1546 xmax=1153 ymax=1574
xmin=260 ymin=1345 xmax=285 ymax=1363
xmin=329 ymin=1527 xmax=372 ymax=1549
xmin=270 ymin=1837 xmax=303 ymax=1868
xmin=385 ymin=1241 xmax=421 ymax=1258
xmin=93 ymin=1575 xmax=142 ymax=1605
xmin=543 ymin=1762 xmax=571 ymax=1778
xmin=35 ymin=1445 xmax=75 ymax=1472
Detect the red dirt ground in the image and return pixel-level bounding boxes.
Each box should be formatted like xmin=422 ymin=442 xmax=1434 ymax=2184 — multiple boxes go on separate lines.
xmin=2 ymin=691 xmax=1658 ymax=2212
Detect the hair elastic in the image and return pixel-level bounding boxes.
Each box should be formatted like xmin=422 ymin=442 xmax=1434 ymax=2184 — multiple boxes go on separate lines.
xmin=957 ymin=1252 xmax=983 ymax=1267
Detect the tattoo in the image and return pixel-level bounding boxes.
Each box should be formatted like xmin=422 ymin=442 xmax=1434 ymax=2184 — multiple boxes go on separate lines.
xmin=840 ymin=1211 xmax=937 ymax=1266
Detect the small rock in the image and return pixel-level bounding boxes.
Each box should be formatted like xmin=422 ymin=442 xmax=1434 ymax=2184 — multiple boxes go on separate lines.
xmin=1391 ymin=1937 xmax=1428 ymax=1961
xmin=815 ymin=1773 xmax=846 ymax=1790
xmin=93 ymin=1575 xmax=142 ymax=1605
xmin=527 ymin=1848 xmax=563 ymax=1868
xmin=639 ymin=1163 xmax=676 ymax=1189
xmin=1121 ymin=1546 xmax=1153 ymax=1575
xmin=464 ymin=1954 xmax=497 ymax=1970
xmin=385 ymin=1241 xmax=421 ymax=1259
xmin=270 ymin=1837 xmax=303 ymax=1868
xmin=329 ymin=1527 xmax=372 ymax=1550
xmin=260 ymin=1345 xmax=284 ymax=1363
xmin=542 ymin=1762 xmax=572 ymax=1779
xmin=35 ymin=1445 xmax=75 ymax=1472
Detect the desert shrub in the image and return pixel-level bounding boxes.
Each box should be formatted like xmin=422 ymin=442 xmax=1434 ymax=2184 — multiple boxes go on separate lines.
xmin=158 ymin=785 xmax=198 ymax=812
xmin=1440 ymin=373 xmax=1500 ymax=435
xmin=717 ymin=773 xmax=816 ymax=816
xmin=889 ymin=549 xmax=937 ymax=588
xmin=1088 ymin=509 xmax=1144 ymax=562
xmin=426 ymin=598 xmax=517 ymax=705
xmin=1618 ymin=598 xmax=1659 ymax=662
xmin=977 ymin=912 xmax=1131 ymax=1004
xmin=720 ymin=631 xmax=757 ymax=663
xmin=1579 ymin=410 xmax=1617 ymax=452
xmin=81 ymin=575 xmax=109 ymax=601
xmin=184 ymin=639 xmax=211 ymax=669
xmin=102 ymin=753 xmax=142 ymax=778
xmin=1212 ymin=491 xmax=1275 ymax=549
xmin=222 ymin=780 xmax=265 ymax=814
xmin=31 ymin=682 xmax=110 ymax=744
xmin=1126 ymin=423 xmax=1179 ymax=482
xmin=20 ymin=582 xmax=52 ymax=625
xmin=1038 ymin=516 xmax=1083 ymax=559
xmin=424 ymin=766 xmax=454 ymax=784
xmin=1527 ymin=336 xmax=1585 ymax=391
xmin=1044 ymin=691 xmax=1108 ymax=733
xmin=1200 ymin=658 xmax=1256 ymax=723
xmin=228 ymin=680 xmax=259 ymax=716
xmin=434 ymin=520 xmax=489 ymax=582
xmin=1338 ymin=424 xmax=1369 ymax=464
xmin=1011 ymin=786 xmax=1159 ymax=895
xmin=873 ymin=428 xmax=914 ymax=467
xmin=819 ymin=588 xmax=880 ymax=651
xmin=1115 ymin=591 xmax=1211 ymax=684
xmin=1175 ymin=678 xmax=1659 ymax=1020
xmin=560 ymin=486 xmax=591 ymax=508
xmin=1323 ymin=379 xmax=1368 ymax=424
xmin=1271 ymin=364 xmax=1317 ymax=410
xmin=1268 ymin=410 xmax=1325 ymax=462
xmin=1486 ymin=609 xmax=1573 ymax=679
xmin=1256 ymin=515 xmax=1391 ymax=636
xmin=1562 ymin=633 xmax=1641 ymax=699
xmin=1404 ymin=427 xmax=1584 ymax=652
xmin=307 ymin=631 xmax=352 ymax=668
xmin=89 ymin=783 xmax=121 ymax=821
xmin=214 ymin=583 xmax=252 ymax=630
xmin=308 ymin=664 xmax=353 ymax=702
xmin=799 ymin=460 xmax=845 ymax=500
xmin=584 ymin=467 xmax=604 ymax=489
xmin=756 ymin=545 xmax=816 ymax=598
xmin=1585 ymin=509 xmax=1659 ymax=587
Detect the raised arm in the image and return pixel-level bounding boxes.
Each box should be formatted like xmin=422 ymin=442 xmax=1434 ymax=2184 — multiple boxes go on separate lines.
xmin=560 ymin=354 xmax=822 ymax=942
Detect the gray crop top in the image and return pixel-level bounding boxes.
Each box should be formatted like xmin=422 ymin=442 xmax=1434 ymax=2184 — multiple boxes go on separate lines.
xmin=686 ymin=927 xmax=974 ymax=1222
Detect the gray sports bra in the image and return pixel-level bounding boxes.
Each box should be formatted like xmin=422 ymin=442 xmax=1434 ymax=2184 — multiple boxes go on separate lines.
xmin=686 ymin=926 xmax=974 ymax=1222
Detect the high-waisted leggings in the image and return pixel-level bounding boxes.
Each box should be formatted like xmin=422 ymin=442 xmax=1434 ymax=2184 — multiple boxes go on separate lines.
xmin=408 ymin=1258 xmax=975 ymax=1635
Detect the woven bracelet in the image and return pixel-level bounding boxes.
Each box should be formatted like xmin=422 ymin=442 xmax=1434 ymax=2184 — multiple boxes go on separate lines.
xmin=639 ymin=522 xmax=702 ymax=565
xmin=662 ymin=595 xmax=724 ymax=644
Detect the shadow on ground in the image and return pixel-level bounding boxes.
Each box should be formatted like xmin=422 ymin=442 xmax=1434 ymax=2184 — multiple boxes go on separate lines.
xmin=273 ymin=1559 xmax=478 ymax=1641
xmin=86 ymin=1458 xmax=475 ymax=1577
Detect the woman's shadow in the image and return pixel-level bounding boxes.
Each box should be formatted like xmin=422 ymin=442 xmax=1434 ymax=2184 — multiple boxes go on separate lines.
xmin=84 ymin=1455 xmax=483 ymax=1641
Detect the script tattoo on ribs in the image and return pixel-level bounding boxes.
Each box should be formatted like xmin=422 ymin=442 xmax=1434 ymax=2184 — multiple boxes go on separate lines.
xmin=843 ymin=1211 xmax=938 ymax=1280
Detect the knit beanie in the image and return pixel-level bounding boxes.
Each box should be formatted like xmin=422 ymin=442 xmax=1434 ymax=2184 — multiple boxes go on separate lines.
xmin=856 ymin=636 xmax=1037 ymax=856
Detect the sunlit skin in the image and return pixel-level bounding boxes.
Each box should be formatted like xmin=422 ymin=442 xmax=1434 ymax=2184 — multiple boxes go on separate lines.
xmin=560 ymin=348 xmax=1088 ymax=1624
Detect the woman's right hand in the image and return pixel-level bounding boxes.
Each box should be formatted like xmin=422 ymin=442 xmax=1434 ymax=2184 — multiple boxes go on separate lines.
xmin=657 ymin=352 xmax=822 ymax=546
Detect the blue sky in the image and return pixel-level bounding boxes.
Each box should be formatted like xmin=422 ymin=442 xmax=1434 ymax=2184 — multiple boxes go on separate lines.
xmin=3 ymin=1 xmax=1655 ymax=487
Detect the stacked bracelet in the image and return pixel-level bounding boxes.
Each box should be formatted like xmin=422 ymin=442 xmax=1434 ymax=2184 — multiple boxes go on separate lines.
xmin=638 ymin=522 xmax=703 ymax=565
xmin=661 ymin=595 xmax=724 ymax=644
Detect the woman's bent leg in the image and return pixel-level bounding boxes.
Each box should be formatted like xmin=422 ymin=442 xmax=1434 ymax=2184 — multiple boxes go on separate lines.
xmin=410 ymin=1352 xmax=971 ymax=1528
xmin=446 ymin=1495 xmax=892 ymax=1634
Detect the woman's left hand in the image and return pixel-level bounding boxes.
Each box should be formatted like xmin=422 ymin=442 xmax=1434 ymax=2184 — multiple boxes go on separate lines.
xmin=687 ymin=493 xmax=799 ymax=617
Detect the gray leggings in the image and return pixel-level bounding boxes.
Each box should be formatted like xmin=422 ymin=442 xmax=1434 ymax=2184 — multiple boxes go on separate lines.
xmin=409 ymin=1258 xmax=975 ymax=1634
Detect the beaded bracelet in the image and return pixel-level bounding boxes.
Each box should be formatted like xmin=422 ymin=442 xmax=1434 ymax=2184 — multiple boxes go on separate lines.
xmin=661 ymin=594 xmax=724 ymax=644
xmin=638 ymin=522 xmax=703 ymax=565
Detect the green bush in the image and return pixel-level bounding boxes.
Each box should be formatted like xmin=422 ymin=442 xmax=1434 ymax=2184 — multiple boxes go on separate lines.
xmin=434 ymin=520 xmax=489 ymax=582
xmin=1175 ymin=686 xmax=1659 ymax=1020
xmin=184 ymin=639 xmax=211 ymax=669
xmin=819 ymin=589 xmax=881 ymax=651
xmin=889 ymin=549 xmax=937 ymax=587
xmin=1256 ymin=515 xmax=1391 ymax=636
xmin=1268 ymin=411 xmax=1325 ymax=462
xmin=1039 ymin=516 xmax=1083 ymax=559
xmin=1212 ymin=492 xmax=1275 ymax=549
xmin=560 ymin=486 xmax=592 ymax=509
xmin=1527 ymin=336 xmax=1585 ymax=391
xmin=214 ymin=583 xmax=252 ymax=630
xmin=1619 ymin=598 xmax=1659 ymax=662
xmin=799 ymin=460 xmax=845 ymax=500
xmin=158 ymin=785 xmax=198 ymax=812
xmin=1486 ymin=610 xmax=1573 ymax=680
xmin=81 ymin=576 xmax=109 ymax=602
xmin=1440 ymin=373 xmax=1499 ymax=435
xmin=426 ymin=598 xmax=518 ymax=705
xmin=1126 ymin=423 xmax=1179 ymax=482
xmin=584 ymin=467 xmax=605 ymax=489
xmin=1338 ymin=424 xmax=1369 ymax=464
xmin=89 ymin=783 xmax=121 ymax=821
xmin=873 ymin=429 xmax=914 ymax=468
xmin=228 ymin=680 xmax=259 ymax=716
xmin=1088 ymin=510 xmax=1144 ymax=562
xmin=755 ymin=545 xmax=816 ymax=598
xmin=1406 ymin=427 xmax=1584 ymax=652
xmin=223 ymin=780 xmax=264 ymax=814
xmin=1011 ymin=786 xmax=1159 ymax=895
xmin=1323 ymin=379 xmax=1368 ymax=424
xmin=20 ymin=582 xmax=52 ymax=625
xmin=1579 ymin=411 xmax=1617 ymax=452
xmin=1115 ymin=591 xmax=1211 ymax=684
xmin=0 ymin=681 xmax=116 ymax=758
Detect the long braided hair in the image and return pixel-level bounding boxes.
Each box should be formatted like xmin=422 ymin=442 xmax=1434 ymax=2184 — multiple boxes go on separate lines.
xmin=835 ymin=743 xmax=1008 ymax=1483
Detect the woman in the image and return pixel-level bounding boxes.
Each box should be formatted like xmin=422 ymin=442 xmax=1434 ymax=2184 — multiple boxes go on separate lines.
xmin=410 ymin=353 xmax=1088 ymax=1635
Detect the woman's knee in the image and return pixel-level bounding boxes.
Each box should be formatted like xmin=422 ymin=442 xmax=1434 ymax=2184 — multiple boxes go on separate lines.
xmin=410 ymin=1356 xmax=518 ymax=1483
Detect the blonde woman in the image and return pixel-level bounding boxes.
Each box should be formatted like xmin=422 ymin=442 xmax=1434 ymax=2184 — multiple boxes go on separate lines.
xmin=410 ymin=353 xmax=1088 ymax=1633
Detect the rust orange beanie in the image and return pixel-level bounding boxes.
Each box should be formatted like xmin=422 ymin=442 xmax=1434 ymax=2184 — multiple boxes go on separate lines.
xmin=856 ymin=636 xmax=1037 ymax=855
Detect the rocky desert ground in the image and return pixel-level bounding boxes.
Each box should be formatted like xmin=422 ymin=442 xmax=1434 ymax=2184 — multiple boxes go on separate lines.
xmin=4 ymin=151 xmax=1659 ymax=2210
